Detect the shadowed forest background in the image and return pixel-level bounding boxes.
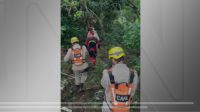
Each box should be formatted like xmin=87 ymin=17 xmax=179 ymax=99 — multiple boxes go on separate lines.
xmin=61 ymin=0 xmax=140 ymax=111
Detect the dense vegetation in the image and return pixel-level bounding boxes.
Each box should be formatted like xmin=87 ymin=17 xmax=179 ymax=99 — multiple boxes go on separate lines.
xmin=61 ymin=0 xmax=140 ymax=111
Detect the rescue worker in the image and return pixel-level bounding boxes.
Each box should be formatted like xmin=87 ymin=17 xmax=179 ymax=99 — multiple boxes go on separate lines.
xmin=64 ymin=37 xmax=89 ymax=92
xmin=85 ymin=27 xmax=100 ymax=65
xmin=101 ymin=47 xmax=139 ymax=112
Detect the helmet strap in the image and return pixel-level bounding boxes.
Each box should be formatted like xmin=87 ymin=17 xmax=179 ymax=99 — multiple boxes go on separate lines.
xmin=113 ymin=57 xmax=125 ymax=64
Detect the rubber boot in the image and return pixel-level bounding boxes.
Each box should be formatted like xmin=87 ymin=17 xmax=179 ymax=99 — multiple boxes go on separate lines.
xmin=73 ymin=85 xmax=80 ymax=93
xmin=79 ymin=83 xmax=84 ymax=92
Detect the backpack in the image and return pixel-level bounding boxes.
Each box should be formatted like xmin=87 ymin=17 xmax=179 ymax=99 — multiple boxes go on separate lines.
xmin=71 ymin=46 xmax=84 ymax=66
xmin=108 ymin=69 xmax=135 ymax=112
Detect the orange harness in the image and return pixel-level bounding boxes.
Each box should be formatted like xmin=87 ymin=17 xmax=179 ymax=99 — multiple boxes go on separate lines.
xmin=71 ymin=46 xmax=85 ymax=66
xmin=107 ymin=69 xmax=135 ymax=112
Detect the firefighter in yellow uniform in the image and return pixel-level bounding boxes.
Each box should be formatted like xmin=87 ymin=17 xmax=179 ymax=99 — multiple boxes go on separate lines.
xmin=64 ymin=37 xmax=89 ymax=92
xmin=101 ymin=47 xmax=139 ymax=112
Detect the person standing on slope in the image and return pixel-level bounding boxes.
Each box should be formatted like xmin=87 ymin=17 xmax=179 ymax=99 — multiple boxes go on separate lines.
xmin=101 ymin=47 xmax=139 ymax=112
xmin=64 ymin=37 xmax=89 ymax=92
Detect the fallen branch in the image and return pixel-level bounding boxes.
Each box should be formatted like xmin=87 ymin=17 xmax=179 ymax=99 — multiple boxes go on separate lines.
xmin=61 ymin=72 xmax=75 ymax=79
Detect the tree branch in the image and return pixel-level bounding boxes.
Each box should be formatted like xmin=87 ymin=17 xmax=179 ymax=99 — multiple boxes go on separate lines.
xmin=126 ymin=0 xmax=140 ymax=19
xmin=88 ymin=8 xmax=104 ymax=37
